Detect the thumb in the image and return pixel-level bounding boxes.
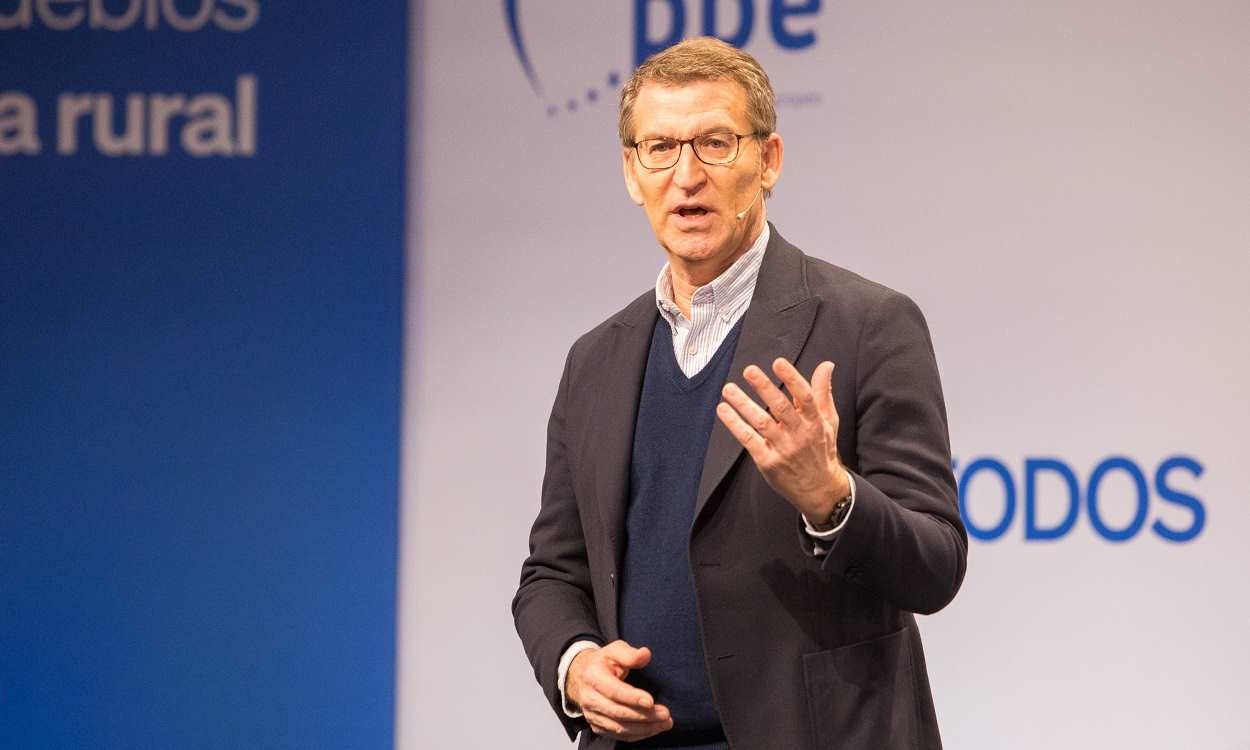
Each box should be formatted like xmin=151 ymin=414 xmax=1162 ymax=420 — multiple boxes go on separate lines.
xmin=813 ymin=361 xmax=838 ymax=423
xmin=611 ymin=643 xmax=652 ymax=669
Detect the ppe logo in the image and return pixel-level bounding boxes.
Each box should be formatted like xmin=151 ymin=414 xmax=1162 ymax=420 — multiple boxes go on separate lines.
xmin=955 ymin=455 xmax=1205 ymax=543
xmin=504 ymin=0 xmax=824 ymax=117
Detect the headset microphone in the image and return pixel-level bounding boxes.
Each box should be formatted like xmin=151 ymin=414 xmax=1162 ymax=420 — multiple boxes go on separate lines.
xmin=735 ymin=187 xmax=764 ymax=221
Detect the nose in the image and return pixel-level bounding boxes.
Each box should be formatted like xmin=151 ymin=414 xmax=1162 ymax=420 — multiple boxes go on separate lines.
xmin=672 ymin=141 xmax=707 ymax=192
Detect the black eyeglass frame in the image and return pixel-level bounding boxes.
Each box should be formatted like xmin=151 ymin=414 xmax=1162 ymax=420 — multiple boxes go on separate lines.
xmin=631 ymin=131 xmax=767 ymax=170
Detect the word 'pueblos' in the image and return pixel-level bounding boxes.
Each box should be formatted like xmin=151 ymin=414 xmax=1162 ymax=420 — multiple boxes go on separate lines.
xmin=0 ymin=0 xmax=259 ymax=33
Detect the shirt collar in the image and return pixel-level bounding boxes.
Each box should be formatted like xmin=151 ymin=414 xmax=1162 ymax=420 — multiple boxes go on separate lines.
xmin=655 ymin=222 xmax=770 ymax=325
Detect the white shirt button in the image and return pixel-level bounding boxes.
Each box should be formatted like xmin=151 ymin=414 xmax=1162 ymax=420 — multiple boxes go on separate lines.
xmin=687 ymin=345 xmax=698 ymax=355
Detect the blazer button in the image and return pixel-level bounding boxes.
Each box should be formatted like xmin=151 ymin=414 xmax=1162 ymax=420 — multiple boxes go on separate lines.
xmin=609 ymin=572 xmax=616 ymax=586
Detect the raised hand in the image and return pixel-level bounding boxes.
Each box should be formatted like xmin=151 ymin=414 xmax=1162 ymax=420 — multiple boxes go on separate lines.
xmin=715 ymin=358 xmax=851 ymax=524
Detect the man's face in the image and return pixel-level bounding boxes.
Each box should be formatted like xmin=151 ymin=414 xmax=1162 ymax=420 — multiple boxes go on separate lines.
xmin=623 ymin=79 xmax=782 ymax=275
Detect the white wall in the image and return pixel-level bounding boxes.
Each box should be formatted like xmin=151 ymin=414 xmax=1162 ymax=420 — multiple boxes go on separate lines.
xmin=400 ymin=2 xmax=1250 ymax=747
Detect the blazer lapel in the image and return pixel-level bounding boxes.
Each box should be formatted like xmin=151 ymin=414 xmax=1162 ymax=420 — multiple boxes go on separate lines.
xmin=693 ymin=227 xmax=818 ymax=525
xmin=585 ymin=295 xmax=657 ymax=570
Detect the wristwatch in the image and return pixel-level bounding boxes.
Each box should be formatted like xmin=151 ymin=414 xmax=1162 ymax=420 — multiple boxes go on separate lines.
xmin=808 ymin=492 xmax=853 ymax=533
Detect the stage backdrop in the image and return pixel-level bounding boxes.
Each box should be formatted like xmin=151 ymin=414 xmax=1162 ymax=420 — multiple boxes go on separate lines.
xmin=2 ymin=2 xmax=405 ymax=748
xmin=402 ymin=2 xmax=1250 ymax=749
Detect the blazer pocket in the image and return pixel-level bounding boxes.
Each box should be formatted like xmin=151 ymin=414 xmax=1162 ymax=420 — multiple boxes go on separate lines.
xmin=803 ymin=629 xmax=919 ymax=750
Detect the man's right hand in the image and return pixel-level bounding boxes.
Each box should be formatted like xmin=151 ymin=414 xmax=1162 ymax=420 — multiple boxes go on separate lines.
xmin=566 ymin=640 xmax=673 ymax=742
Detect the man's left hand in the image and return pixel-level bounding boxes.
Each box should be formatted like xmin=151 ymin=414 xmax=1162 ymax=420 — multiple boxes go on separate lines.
xmin=716 ymin=358 xmax=850 ymax=524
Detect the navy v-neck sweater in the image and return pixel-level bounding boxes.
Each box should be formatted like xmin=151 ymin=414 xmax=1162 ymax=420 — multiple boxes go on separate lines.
xmin=617 ymin=315 xmax=744 ymax=750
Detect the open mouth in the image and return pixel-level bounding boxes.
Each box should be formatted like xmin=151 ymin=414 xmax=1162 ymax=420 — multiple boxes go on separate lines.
xmin=676 ymin=207 xmax=708 ymax=217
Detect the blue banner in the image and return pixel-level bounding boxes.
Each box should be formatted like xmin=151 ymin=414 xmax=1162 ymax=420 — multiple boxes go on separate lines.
xmin=2 ymin=2 xmax=406 ymax=747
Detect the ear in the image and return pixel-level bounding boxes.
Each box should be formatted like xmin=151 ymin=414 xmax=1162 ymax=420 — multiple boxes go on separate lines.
xmin=759 ymin=132 xmax=784 ymax=192
xmin=622 ymin=147 xmax=644 ymax=205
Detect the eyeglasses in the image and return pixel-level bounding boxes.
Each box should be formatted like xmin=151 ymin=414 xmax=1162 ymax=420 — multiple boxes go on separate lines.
xmin=632 ymin=131 xmax=762 ymax=170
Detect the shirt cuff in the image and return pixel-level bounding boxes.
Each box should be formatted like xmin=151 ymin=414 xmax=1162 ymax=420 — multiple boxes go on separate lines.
xmin=802 ymin=474 xmax=857 ymax=554
xmin=557 ymin=640 xmax=601 ymax=718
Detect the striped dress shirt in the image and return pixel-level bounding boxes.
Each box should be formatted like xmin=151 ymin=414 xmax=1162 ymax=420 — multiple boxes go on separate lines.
xmin=654 ymin=224 xmax=770 ymax=377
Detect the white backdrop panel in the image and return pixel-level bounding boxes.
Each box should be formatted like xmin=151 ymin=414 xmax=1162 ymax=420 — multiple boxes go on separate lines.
xmin=401 ymin=2 xmax=1250 ymax=748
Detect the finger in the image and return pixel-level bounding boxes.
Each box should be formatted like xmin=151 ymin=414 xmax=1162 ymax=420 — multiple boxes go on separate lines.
xmin=809 ymin=361 xmax=838 ymax=424
xmin=589 ymin=713 xmax=673 ymax=741
xmin=583 ymin=691 xmax=669 ymax=723
xmin=716 ymin=401 xmax=771 ymax=465
xmin=742 ymin=364 xmax=802 ymax=426
xmin=588 ymin=714 xmax=629 ymax=738
xmin=590 ymin=708 xmax=674 ymax=733
xmin=592 ymin=669 xmax=658 ymax=711
xmin=721 ymin=382 xmax=779 ymax=437
xmin=771 ymin=358 xmax=817 ymax=416
xmin=614 ymin=716 xmax=675 ymax=740
xmin=604 ymin=642 xmax=651 ymax=671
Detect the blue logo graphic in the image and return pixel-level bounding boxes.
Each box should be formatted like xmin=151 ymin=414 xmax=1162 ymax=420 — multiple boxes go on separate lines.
xmin=955 ymin=455 xmax=1206 ymax=543
xmin=505 ymin=0 xmax=823 ymax=117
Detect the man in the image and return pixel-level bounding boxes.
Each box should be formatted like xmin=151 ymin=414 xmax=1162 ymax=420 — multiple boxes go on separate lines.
xmin=513 ymin=37 xmax=966 ymax=750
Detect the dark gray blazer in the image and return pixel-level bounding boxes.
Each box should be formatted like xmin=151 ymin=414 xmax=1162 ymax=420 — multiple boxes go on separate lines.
xmin=513 ymin=226 xmax=967 ymax=749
